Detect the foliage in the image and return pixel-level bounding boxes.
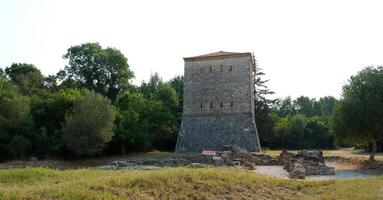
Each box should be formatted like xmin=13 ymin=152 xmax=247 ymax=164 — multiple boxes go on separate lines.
xmin=0 ymin=42 xmax=350 ymax=161
xmin=109 ymin=73 xmax=182 ymax=154
xmin=62 ymin=89 xmax=116 ymax=156
xmin=4 ymin=63 xmax=45 ymax=96
xmin=0 ymin=78 xmax=35 ymax=160
xmin=253 ymin=60 xmax=277 ymax=147
xmin=31 ymin=88 xmax=81 ymax=156
xmin=267 ymin=115 xmax=334 ymax=149
xmin=59 ymin=43 xmax=134 ymax=101
xmin=332 ymin=66 xmax=383 ymax=160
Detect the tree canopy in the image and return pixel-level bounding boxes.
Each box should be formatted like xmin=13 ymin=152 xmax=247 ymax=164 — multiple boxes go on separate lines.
xmin=62 ymin=89 xmax=116 ymax=156
xmin=59 ymin=43 xmax=134 ymax=101
xmin=332 ymin=66 xmax=383 ymax=160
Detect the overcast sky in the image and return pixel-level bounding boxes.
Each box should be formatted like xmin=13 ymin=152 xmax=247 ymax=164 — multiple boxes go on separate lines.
xmin=1 ymin=0 xmax=383 ymax=99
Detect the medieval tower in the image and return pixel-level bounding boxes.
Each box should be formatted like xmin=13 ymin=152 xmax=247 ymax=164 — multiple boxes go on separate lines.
xmin=175 ymin=51 xmax=261 ymax=152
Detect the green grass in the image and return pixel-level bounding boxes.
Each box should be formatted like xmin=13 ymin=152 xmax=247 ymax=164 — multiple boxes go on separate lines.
xmin=0 ymin=167 xmax=382 ymax=200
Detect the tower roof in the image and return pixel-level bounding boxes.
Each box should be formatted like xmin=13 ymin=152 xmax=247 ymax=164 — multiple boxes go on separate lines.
xmin=184 ymin=51 xmax=252 ymax=61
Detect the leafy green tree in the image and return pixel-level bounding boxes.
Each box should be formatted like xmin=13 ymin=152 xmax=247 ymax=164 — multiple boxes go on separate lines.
xmin=0 ymin=78 xmax=35 ymax=160
xmin=294 ymin=96 xmax=316 ymax=117
xmin=4 ymin=63 xmax=44 ymax=96
xmin=59 ymin=43 xmax=134 ymax=101
xmin=332 ymin=66 xmax=383 ymax=160
xmin=62 ymin=89 xmax=116 ymax=156
xmin=277 ymin=97 xmax=296 ymax=117
xmin=169 ymin=75 xmax=184 ymax=109
xmin=111 ymin=93 xmax=152 ymax=153
xmin=31 ymin=89 xmax=81 ymax=156
xmin=252 ymin=56 xmax=277 ymax=147
xmin=318 ymin=96 xmax=337 ymax=117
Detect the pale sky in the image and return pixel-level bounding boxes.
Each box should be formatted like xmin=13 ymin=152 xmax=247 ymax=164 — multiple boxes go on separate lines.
xmin=1 ymin=0 xmax=383 ymax=99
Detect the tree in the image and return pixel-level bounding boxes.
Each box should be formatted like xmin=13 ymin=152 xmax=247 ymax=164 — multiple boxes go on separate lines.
xmin=169 ymin=75 xmax=184 ymax=109
xmin=62 ymin=89 xmax=116 ymax=156
xmin=0 ymin=78 xmax=35 ymax=160
xmin=277 ymin=97 xmax=296 ymax=117
xmin=59 ymin=43 xmax=134 ymax=101
xmin=111 ymin=93 xmax=152 ymax=153
xmin=31 ymin=88 xmax=82 ymax=156
xmin=294 ymin=96 xmax=316 ymax=117
xmin=252 ymin=55 xmax=277 ymax=147
xmin=4 ymin=63 xmax=44 ymax=96
xmin=332 ymin=66 xmax=383 ymax=161
xmin=318 ymin=96 xmax=337 ymax=117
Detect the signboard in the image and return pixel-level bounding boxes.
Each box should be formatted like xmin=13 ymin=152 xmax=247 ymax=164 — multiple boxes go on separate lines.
xmin=202 ymin=150 xmax=216 ymax=156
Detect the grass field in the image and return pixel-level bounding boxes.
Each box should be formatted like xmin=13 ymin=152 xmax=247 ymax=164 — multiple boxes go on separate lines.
xmin=0 ymin=167 xmax=382 ymax=200
xmin=0 ymin=149 xmax=382 ymax=200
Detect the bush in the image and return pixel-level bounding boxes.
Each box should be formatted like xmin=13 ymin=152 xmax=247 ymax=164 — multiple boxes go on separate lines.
xmin=62 ymin=89 xmax=116 ymax=156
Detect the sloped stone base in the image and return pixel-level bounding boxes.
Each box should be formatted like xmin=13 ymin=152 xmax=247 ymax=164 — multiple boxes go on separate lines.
xmin=175 ymin=114 xmax=261 ymax=152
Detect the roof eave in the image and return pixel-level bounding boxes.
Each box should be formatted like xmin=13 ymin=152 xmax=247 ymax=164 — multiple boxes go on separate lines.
xmin=184 ymin=52 xmax=252 ymax=62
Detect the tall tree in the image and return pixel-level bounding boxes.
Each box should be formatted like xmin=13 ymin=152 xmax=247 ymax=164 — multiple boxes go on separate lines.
xmin=4 ymin=63 xmax=44 ymax=95
xmin=59 ymin=43 xmax=134 ymax=101
xmin=252 ymin=55 xmax=277 ymax=147
xmin=294 ymin=96 xmax=316 ymax=117
xmin=277 ymin=97 xmax=296 ymax=117
xmin=332 ymin=66 xmax=383 ymax=161
xmin=318 ymin=96 xmax=337 ymax=117
xmin=0 ymin=78 xmax=35 ymax=160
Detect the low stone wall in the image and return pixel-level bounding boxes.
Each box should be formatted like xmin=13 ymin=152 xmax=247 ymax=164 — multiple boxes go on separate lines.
xmin=280 ymin=150 xmax=335 ymax=179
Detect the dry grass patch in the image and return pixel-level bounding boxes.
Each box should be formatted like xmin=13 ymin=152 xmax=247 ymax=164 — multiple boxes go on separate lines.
xmin=0 ymin=167 xmax=382 ymax=199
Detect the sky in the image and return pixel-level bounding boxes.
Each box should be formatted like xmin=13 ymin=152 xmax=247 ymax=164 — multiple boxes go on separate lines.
xmin=1 ymin=0 xmax=383 ymax=99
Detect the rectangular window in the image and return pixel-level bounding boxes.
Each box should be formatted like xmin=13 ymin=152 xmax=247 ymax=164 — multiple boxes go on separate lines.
xmin=200 ymin=103 xmax=203 ymax=108
xmin=220 ymin=101 xmax=223 ymax=108
xmin=228 ymin=65 xmax=233 ymax=72
xmin=220 ymin=65 xmax=223 ymax=72
xmin=230 ymin=101 xmax=233 ymax=107
xmin=209 ymin=65 xmax=212 ymax=73
xmin=210 ymin=102 xmax=213 ymax=108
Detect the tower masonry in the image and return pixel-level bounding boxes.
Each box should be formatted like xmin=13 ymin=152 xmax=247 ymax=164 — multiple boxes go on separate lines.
xmin=175 ymin=51 xmax=261 ymax=152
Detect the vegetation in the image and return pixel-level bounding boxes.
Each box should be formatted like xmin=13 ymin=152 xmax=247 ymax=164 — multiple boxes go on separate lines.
xmin=62 ymin=89 xmax=116 ymax=156
xmin=0 ymin=167 xmax=382 ymax=199
xmin=332 ymin=66 xmax=383 ymax=160
xmin=0 ymin=42 xmax=382 ymax=161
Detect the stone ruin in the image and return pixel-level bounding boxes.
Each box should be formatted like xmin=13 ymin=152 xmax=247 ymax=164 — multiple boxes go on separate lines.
xmin=95 ymin=145 xmax=335 ymax=179
xmin=280 ymin=150 xmax=335 ymax=179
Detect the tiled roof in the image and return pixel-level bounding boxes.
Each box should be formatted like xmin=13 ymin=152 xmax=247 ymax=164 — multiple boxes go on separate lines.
xmin=184 ymin=51 xmax=252 ymax=61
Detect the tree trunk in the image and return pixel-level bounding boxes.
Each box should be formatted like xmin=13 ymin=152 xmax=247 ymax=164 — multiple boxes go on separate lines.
xmin=369 ymin=140 xmax=377 ymax=161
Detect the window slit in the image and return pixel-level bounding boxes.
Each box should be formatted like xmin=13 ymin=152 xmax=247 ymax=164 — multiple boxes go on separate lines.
xmin=230 ymin=101 xmax=233 ymax=107
xmin=229 ymin=65 xmax=233 ymax=72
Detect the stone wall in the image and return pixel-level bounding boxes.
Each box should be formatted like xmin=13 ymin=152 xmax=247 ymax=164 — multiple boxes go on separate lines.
xmin=175 ymin=53 xmax=261 ymax=152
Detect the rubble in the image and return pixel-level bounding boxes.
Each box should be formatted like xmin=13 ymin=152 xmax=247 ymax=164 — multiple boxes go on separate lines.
xmin=95 ymin=146 xmax=334 ymax=179
xmin=280 ymin=150 xmax=335 ymax=179
xmin=95 ymin=145 xmax=281 ymax=170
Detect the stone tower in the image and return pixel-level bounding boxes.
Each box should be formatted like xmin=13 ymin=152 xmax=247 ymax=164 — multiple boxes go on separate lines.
xmin=175 ymin=51 xmax=261 ymax=152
